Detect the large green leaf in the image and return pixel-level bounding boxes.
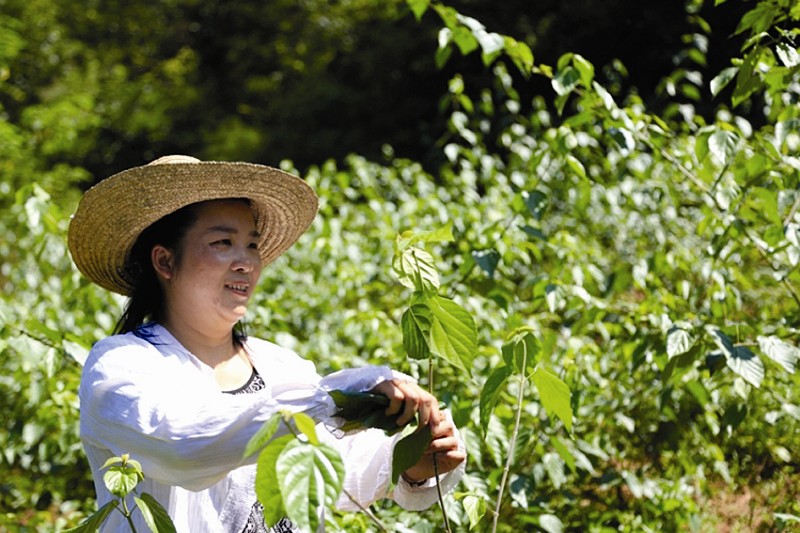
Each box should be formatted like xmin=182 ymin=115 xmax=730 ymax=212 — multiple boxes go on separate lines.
xmin=276 ymin=440 xmax=345 ymax=532
xmin=135 ymin=493 xmax=177 ymax=533
xmin=427 ymin=295 xmax=477 ymax=373
xmin=103 ymin=465 xmax=141 ymax=498
xmin=391 ymin=424 xmax=433 ymax=484
xmin=393 ymin=247 xmax=440 ymax=292
xmin=532 ymin=367 xmax=573 ymax=432
xmin=255 ymin=434 xmax=293 ymax=527
xmin=62 ymin=501 xmax=118 ymax=532
xmin=726 ymin=346 xmax=764 ymax=388
xmin=666 ymin=326 xmax=695 ymax=359
xmin=401 ymin=304 xmax=432 ymax=360
xmin=757 ymin=335 xmax=798 ymax=374
xmin=479 ymin=365 xmax=511 ymax=437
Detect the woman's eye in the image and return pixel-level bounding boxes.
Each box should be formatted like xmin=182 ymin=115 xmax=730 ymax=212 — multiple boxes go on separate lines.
xmin=212 ymin=239 xmax=232 ymax=246
xmin=248 ymin=242 xmax=259 ymax=249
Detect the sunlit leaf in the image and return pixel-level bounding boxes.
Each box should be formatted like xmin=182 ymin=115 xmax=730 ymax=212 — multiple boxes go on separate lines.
xmin=255 ymin=434 xmax=293 ymax=527
xmin=277 ymin=440 xmax=345 ymax=532
xmin=532 ymin=366 xmax=573 ymax=432
xmin=757 ymin=336 xmax=798 ymax=374
xmin=244 ymin=413 xmax=282 ymax=459
xmin=462 ymin=494 xmax=487 ymax=530
xmin=62 ymin=501 xmax=118 ymax=532
xmin=393 ymin=247 xmax=439 ymax=292
xmin=427 ymin=296 xmax=477 ymax=373
xmin=292 ymin=412 xmax=319 ymax=445
xmin=103 ymin=465 xmax=140 ymax=498
xmin=726 ymin=346 xmax=764 ymax=388
xmin=666 ymin=327 xmax=694 ymax=359
xmin=135 ymin=493 xmax=177 ymax=533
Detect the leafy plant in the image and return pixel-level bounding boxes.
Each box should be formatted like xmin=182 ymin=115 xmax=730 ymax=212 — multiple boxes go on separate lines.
xmin=64 ymin=455 xmax=175 ymax=533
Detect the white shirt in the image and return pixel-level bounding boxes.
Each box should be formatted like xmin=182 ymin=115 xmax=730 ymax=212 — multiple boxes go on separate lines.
xmin=79 ymin=323 xmax=464 ymax=532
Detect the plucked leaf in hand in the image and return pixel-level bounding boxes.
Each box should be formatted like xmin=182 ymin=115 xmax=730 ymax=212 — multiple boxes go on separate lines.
xmin=391 ymin=424 xmax=433 ymax=484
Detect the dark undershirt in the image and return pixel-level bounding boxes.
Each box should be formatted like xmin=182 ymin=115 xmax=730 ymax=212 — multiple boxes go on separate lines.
xmin=224 ymin=368 xmax=296 ymax=533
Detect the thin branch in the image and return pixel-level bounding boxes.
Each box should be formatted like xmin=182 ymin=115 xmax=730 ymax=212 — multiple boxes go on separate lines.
xmin=342 ymin=490 xmax=389 ymax=533
xmin=784 ymin=193 xmax=800 ymax=227
xmin=492 ymin=359 xmax=527 ymax=533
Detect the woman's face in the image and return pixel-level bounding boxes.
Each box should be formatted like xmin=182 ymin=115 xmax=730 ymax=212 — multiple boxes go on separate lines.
xmin=154 ymin=199 xmax=263 ymax=333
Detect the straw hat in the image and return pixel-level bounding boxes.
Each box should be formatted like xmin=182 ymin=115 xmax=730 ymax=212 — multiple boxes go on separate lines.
xmin=68 ymin=155 xmax=319 ymax=295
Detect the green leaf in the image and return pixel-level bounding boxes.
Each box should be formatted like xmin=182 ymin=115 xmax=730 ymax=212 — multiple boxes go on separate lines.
xmin=393 ymin=247 xmax=440 ymax=292
xmin=292 ymin=412 xmax=319 ymax=445
xmin=732 ymin=47 xmax=764 ymax=106
xmin=776 ymin=42 xmax=800 ymax=67
xmin=244 ymin=413 xmax=281 ymax=459
xmin=532 ymin=366 xmax=573 ymax=432
xmin=524 ymin=190 xmax=548 ymax=220
xmin=328 ymin=390 xmax=404 ymax=434
xmin=255 ymin=434 xmax=294 ymax=527
xmin=572 ymin=54 xmax=594 ymax=89
xmin=392 ymin=424 xmax=433 ymax=484
xmin=726 ymin=346 xmax=764 ymax=388
xmin=502 ymin=329 xmax=540 ymax=373
xmin=402 ymin=304 xmax=432 ymax=360
xmin=103 ymin=465 xmax=141 ymax=498
xmin=277 ymin=440 xmax=345 ymax=532
xmin=552 ymin=65 xmax=580 ymax=96
xmin=479 ymin=365 xmax=511 ymax=437
xmin=396 ymin=222 xmax=454 ymax=250
xmin=565 ymin=154 xmax=587 ymax=180
xmin=472 ymin=249 xmax=500 ymax=278
xmin=540 ymin=513 xmax=565 ymax=533
xmin=757 ymin=335 xmax=798 ymax=374
xmin=427 ymin=295 xmax=478 ymax=373
xmin=452 ymin=25 xmax=479 ymax=55
xmin=551 ymin=436 xmax=576 ymax=473
xmin=708 ymin=129 xmax=738 ymax=166
xmin=406 ymin=0 xmax=430 ymax=21
xmin=135 ymin=493 xmax=177 ymax=533
xmin=62 ymin=501 xmax=118 ymax=532
xmin=462 ymin=494 xmax=487 ymax=530
xmin=666 ymin=327 xmax=695 ymax=359
xmin=710 ymin=66 xmax=738 ymax=96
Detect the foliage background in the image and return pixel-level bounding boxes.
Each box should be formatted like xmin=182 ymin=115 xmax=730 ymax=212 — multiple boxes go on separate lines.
xmin=2 ymin=0 xmax=800 ymax=530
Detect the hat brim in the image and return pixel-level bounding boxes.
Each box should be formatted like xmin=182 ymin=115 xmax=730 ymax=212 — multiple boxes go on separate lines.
xmin=68 ymin=160 xmax=318 ymax=295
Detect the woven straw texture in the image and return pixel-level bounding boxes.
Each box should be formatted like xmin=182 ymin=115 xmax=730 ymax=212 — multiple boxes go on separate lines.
xmin=68 ymin=158 xmax=318 ymax=295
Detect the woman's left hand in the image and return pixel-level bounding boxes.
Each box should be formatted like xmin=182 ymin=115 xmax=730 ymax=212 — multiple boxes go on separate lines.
xmin=371 ymin=380 xmax=466 ymax=484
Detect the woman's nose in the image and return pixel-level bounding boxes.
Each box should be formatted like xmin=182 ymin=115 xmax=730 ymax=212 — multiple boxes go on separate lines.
xmin=232 ymin=249 xmax=258 ymax=272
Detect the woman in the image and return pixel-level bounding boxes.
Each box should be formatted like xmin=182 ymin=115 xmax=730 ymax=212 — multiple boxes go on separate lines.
xmin=68 ymin=155 xmax=466 ymax=532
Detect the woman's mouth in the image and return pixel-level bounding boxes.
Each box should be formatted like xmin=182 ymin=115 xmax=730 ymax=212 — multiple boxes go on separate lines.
xmin=225 ymin=283 xmax=249 ymax=297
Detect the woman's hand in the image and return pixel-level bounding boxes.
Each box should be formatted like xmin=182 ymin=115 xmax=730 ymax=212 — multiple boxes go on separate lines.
xmin=371 ymin=380 xmax=466 ymax=484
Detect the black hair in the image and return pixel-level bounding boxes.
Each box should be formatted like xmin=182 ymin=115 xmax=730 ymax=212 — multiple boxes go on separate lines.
xmin=115 ymin=203 xmax=200 ymax=334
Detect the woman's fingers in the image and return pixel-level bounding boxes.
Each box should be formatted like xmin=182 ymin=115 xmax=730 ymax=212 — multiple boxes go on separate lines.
xmin=372 ymin=380 xmax=440 ymax=427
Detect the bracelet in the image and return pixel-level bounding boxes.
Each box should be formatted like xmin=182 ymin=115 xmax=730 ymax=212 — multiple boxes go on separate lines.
xmin=401 ymin=474 xmax=428 ymax=487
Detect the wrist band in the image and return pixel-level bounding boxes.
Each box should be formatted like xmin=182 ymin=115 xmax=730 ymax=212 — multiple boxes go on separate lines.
xmin=401 ymin=474 xmax=428 ymax=487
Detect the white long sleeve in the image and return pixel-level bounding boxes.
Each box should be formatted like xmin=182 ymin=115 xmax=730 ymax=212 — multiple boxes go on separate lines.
xmin=79 ymin=323 xmax=464 ymax=532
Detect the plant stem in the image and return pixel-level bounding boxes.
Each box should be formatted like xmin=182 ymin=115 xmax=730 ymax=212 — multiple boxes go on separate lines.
xmin=342 ymin=489 xmax=389 ymax=532
xmin=428 ymin=356 xmax=452 ymax=533
xmin=491 ymin=362 xmax=527 ymax=533
xmin=433 ymin=453 xmax=452 ymax=533
xmin=120 ymin=497 xmax=138 ymax=533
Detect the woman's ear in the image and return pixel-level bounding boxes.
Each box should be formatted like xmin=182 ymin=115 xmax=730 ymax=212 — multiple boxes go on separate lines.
xmin=151 ymin=245 xmax=176 ymax=281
